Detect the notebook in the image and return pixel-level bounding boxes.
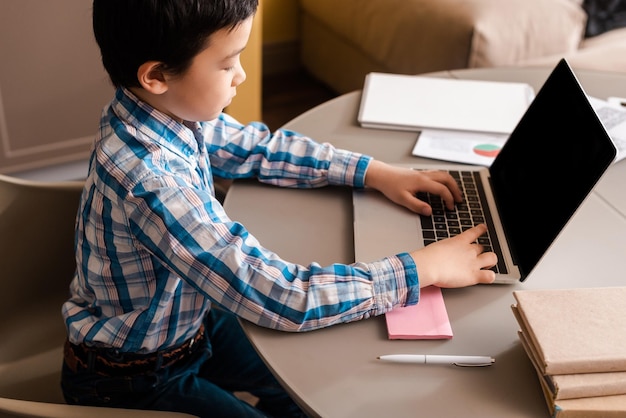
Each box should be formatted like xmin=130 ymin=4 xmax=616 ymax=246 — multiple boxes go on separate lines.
xmin=357 ymin=72 xmax=534 ymax=133
xmin=353 ymin=59 xmax=617 ymax=284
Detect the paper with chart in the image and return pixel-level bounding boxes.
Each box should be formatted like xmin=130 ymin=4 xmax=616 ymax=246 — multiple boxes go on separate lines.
xmin=412 ymin=96 xmax=626 ymax=166
xmin=412 ymin=129 xmax=508 ymax=166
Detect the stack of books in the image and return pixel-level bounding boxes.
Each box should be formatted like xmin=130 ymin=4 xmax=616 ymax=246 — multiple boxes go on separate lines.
xmin=511 ymin=287 xmax=626 ymax=417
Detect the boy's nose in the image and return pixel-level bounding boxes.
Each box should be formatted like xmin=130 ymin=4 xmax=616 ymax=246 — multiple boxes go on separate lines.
xmin=233 ymin=65 xmax=246 ymax=87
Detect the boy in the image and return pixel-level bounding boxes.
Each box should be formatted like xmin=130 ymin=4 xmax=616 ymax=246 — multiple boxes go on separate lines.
xmin=61 ymin=1 xmax=497 ymax=417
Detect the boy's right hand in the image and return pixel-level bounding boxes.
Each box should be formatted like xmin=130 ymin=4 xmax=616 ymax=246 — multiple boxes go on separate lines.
xmin=410 ymin=224 xmax=497 ymax=288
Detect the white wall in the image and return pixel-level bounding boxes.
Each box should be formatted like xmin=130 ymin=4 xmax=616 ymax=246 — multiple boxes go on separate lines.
xmin=0 ymin=0 xmax=112 ymax=178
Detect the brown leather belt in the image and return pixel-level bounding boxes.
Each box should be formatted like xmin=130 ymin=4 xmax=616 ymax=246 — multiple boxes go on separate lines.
xmin=64 ymin=324 xmax=205 ymax=376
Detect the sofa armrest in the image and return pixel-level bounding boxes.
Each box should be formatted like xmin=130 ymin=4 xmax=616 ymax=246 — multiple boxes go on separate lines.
xmin=300 ymin=0 xmax=587 ymax=73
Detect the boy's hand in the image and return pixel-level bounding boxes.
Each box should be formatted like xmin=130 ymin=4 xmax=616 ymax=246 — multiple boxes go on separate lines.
xmin=411 ymin=224 xmax=497 ymax=288
xmin=363 ymin=161 xmax=497 ymax=287
xmin=363 ymin=160 xmax=462 ymax=216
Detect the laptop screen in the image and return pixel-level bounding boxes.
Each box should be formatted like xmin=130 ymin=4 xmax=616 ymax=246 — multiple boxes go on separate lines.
xmin=489 ymin=59 xmax=617 ymax=280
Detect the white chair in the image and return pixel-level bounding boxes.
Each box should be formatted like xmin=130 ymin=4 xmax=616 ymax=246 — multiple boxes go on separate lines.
xmin=0 ymin=174 xmax=195 ymax=418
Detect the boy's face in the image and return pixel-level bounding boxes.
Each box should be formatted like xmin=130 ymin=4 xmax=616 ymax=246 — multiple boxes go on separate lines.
xmin=155 ymin=16 xmax=253 ymax=122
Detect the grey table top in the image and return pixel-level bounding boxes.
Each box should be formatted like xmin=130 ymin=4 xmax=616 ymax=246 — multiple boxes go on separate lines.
xmin=224 ymin=66 xmax=626 ymax=417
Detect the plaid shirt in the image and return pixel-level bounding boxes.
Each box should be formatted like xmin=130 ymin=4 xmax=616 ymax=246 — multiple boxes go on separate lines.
xmin=62 ymin=88 xmax=419 ymax=353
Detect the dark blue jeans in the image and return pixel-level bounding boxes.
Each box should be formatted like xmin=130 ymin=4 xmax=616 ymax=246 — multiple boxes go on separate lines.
xmin=61 ymin=309 xmax=306 ymax=417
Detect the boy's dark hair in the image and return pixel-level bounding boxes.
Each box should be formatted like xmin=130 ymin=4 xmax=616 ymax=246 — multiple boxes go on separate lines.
xmin=92 ymin=0 xmax=258 ymax=88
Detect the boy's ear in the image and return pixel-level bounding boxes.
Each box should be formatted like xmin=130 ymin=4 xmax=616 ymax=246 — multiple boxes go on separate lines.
xmin=137 ymin=61 xmax=168 ymax=94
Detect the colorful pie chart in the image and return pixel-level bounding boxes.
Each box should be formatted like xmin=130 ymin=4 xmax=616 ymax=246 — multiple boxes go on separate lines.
xmin=473 ymin=143 xmax=501 ymax=158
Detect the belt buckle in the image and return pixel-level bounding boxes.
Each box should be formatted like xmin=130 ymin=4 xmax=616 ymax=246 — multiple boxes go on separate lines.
xmin=187 ymin=336 xmax=196 ymax=353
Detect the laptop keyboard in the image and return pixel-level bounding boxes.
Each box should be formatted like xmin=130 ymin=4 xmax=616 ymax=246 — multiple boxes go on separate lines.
xmin=416 ymin=170 xmax=507 ymax=273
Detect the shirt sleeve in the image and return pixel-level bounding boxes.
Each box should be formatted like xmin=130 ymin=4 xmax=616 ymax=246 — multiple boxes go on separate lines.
xmin=203 ymin=114 xmax=371 ymax=189
xmin=125 ymin=176 xmax=420 ymax=332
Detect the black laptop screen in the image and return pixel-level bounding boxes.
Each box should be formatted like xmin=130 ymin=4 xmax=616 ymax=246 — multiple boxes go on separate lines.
xmin=489 ymin=59 xmax=617 ymax=280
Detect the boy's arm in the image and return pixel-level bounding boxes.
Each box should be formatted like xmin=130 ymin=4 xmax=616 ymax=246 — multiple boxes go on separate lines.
xmin=126 ymin=180 xmax=420 ymax=332
xmin=204 ymin=115 xmax=370 ymax=188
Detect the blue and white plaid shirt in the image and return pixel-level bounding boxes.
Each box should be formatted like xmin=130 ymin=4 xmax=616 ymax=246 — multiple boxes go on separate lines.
xmin=62 ymin=88 xmax=419 ymax=353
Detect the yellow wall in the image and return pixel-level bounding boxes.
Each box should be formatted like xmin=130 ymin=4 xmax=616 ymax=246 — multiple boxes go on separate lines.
xmin=227 ymin=0 xmax=301 ymax=123
xmin=262 ymin=0 xmax=300 ymax=45
xmin=226 ymin=2 xmax=263 ymax=123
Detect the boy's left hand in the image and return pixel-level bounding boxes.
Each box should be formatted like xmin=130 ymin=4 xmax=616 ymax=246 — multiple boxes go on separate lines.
xmin=363 ymin=160 xmax=462 ymax=216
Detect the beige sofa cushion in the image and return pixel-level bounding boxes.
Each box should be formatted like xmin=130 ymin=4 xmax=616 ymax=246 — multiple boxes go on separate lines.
xmin=300 ymin=0 xmax=587 ymax=72
xmin=519 ymin=26 xmax=626 ymax=72
xmin=468 ymin=0 xmax=586 ymax=66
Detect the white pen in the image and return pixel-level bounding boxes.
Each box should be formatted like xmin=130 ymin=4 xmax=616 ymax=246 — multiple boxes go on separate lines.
xmin=377 ymin=354 xmax=495 ymax=367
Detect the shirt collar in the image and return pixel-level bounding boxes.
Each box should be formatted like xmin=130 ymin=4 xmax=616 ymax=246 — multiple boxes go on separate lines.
xmin=111 ymin=87 xmax=200 ymax=159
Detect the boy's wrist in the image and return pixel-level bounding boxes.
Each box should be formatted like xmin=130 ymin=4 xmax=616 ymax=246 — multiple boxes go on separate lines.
xmin=364 ymin=159 xmax=386 ymax=190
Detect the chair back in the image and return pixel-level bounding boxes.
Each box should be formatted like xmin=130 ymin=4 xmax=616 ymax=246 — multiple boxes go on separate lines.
xmin=0 ymin=175 xmax=198 ymax=417
xmin=0 ymin=174 xmax=83 ymax=405
xmin=0 ymin=174 xmax=83 ymax=317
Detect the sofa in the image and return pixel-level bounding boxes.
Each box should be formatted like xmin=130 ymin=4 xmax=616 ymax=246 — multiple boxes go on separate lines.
xmin=299 ymin=0 xmax=626 ymax=94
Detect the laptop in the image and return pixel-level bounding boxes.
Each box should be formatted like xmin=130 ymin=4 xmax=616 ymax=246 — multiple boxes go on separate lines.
xmin=352 ymin=59 xmax=617 ymax=284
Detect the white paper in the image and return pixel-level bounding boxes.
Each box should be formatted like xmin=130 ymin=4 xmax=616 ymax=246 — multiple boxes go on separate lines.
xmin=589 ymin=96 xmax=626 ymax=163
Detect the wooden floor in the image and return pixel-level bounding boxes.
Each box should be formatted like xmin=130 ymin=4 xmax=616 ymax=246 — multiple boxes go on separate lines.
xmin=262 ymin=69 xmax=337 ymax=131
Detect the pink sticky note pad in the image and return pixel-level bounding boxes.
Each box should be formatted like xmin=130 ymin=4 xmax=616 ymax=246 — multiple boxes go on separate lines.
xmin=385 ymin=285 xmax=453 ymax=339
